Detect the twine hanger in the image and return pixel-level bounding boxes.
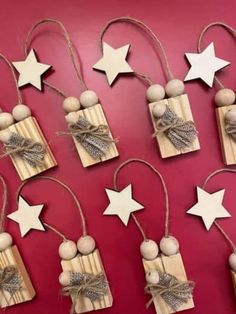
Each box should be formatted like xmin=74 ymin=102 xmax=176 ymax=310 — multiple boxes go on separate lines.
xmin=198 ymin=22 xmax=236 ymax=90
xmin=0 ymin=175 xmax=8 ymax=233
xmin=24 ymin=18 xmax=87 ymax=99
xmin=99 ymin=16 xmax=175 ymax=85
xmin=113 ymin=158 xmax=170 ymax=240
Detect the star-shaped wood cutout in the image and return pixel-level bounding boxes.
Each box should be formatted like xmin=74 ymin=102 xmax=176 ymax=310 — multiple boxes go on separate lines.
xmin=103 ymin=184 xmax=144 ymax=226
xmin=187 ymin=187 xmax=231 ymax=230
xmin=93 ymin=42 xmax=134 ymax=85
xmin=184 ymin=42 xmax=230 ymax=87
xmin=7 ymin=196 xmax=45 ymax=237
xmin=12 ymin=49 xmax=51 ymax=90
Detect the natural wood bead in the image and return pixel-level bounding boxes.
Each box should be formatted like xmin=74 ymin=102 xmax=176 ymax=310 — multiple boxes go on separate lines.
xmin=215 ymin=88 xmax=235 ymax=107
xmin=229 ymin=253 xmax=236 ymax=271
xmin=146 ymin=269 xmax=160 ymax=284
xmin=225 ymin=108 xmax=236 ymax=123
xmin=59 ymin=271 xmax=70 ymax=286
xmin=0 ymin=112 xmax=14 ymax=130
xmin=65 ymin=112 xmax=78 ymax=124
xmin=80 ymin=90 xmax=98 ymax=108
xmin=152 ymin=103 xmax=166 ymax=118
xmin=165 ymin=79 xmax=185 ymax=97
xmin=0 ymin=129 xmax=11 ymax=143
xmin=63 ymin=97 xmax=81 ymax=113
xmin=160 ymin=236 xmax=179 ymax=256
xmin=146 ymin=84 xmax=165 ymax=102
xmin=12 ymin=104 xmax=31 ymax=121
xmin=140 ymin=239 xmax=159 ymax=260
xmin=0 ymin=232 xmax=13 ymax=251
xmin=77 ymin=235 xmax=96 ymax=255
xmin=58 ymin=240 xmax=77 ymax=260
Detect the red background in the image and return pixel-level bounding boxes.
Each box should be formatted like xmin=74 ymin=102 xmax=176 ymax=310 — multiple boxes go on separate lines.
xmin=0 ymin=0 xmax=236 ymax=313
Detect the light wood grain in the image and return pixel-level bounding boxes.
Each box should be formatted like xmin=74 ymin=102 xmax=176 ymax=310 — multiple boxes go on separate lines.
xmin=231 ymin=270 xmax=236 ymax=296
xmin=7 ymin=116 xmax=57 ymax=180
xmin=0 ymin=245 xmax=35 ymax=308
xmin=61 ymin=249 xmax=113 ymax=313
xmin=143 ymin=253 xmax=194 ymax=314
xmin=216 ymin=105 xmax=236 ymax=165
xmin=149 ymin=94 xmax=200 ymax=158
xmin=69 ymin=104 xmax=118 ymax=167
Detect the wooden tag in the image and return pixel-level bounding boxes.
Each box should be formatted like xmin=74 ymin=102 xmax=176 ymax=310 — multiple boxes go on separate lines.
xmin=69 ymin=104 xmax=119 ymax=167
xmin=0 ymin=245 xmax=35 ymax=307
xmin=61 ymin=249 xmax=113 ymax=313
xmin=143 ymin=253 xmax=194 ymax=314
xmin=216 ymin=105 xmax=236 ymax=165
xmin=149 ymin=94 xmax=200 ymax=158
xmin=7 ymin=116 xmax=57 ymax=180
xmin=231 ymin=270 xmax=236 ymax=296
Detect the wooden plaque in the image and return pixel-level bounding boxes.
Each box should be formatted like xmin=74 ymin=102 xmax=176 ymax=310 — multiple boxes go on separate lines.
xmin=231 ymin=270 xmax=236 ymax=296
xmin=0 ymin=245 xmax=35 ymax=307
xmin=149 ymin=94 xmax=200 ymax=158
xmin=143 ymin=253 xmax=194 ymax=314
xmin=69 ymin=104 xmax=119 ymax=167
xmin=61 ymin=249 xmax=113 ymax=313
xmin=216 ymin=105 xmax=236 ymax=165
xmin=7 ymin=116 xmax=57 ymax=181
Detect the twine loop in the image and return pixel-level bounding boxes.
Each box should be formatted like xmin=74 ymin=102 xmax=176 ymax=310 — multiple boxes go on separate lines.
xmin=0 ymin=266 xmax=22 ymax=295
xmin=225 ymin=121 xmax=236 ymax=142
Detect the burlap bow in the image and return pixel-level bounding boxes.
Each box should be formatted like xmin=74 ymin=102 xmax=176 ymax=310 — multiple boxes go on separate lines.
xmin=0 ymin=266 xmax=22 ymax=295
xmin=145 ymin=271 xmax=194 ymax=311
xmin=1 ymin=132 xmax=46 ymax=168
xmin=153 ymin=105 xmax=197 ymax=150
xmin=225 ymin=121 xmax=236 ymax=142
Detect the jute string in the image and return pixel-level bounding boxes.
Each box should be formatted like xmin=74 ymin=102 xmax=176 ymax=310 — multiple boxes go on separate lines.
xmin=99 ymin=16 xmax=174 ymax=85
xmin=202 ymin=168 xmax=236 ymax=253
xmin=15 ymin=176 xmax=87 ymax=240
xmin=24 ymin=18 xmax=87 ymax=98
xmin=198 ymin=22 xmax=236 ymax=90
xmin=0 ymin=175 xmax=7 ymax=233
xmin=113 ymin=158 xmax=170 ymax=240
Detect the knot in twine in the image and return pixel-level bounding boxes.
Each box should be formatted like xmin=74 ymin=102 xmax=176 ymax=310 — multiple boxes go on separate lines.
xmin=153 ymin=106 xmax=197 ymax=150
xmin=1 ymin=132 xmax=46 ymax=168
xmin=145 ymin=271 xmax=194 ymax=311
xmin=62 ymin=116 xmax=117 ymax=160
xmin=225 ymin=120 xmax=236 ymax=142
xmin=0 ymin=266 xmax=22 ymax=295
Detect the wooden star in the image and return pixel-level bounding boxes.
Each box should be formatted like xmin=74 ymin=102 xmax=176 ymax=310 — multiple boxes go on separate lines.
xmin=187 ymin=187 xmax=231 ymax=230
xmin=93 ymin=42 xmax=133 ymax=85
xmin=7 ymin=196 xmax=45 ymax=237
xmin=103 ymin=184 xmax=144 ymax=226
xmin=12 ymin=49 xmax=51 ymax=90
xmin=184 ymin=42 xmax=230 ymax=87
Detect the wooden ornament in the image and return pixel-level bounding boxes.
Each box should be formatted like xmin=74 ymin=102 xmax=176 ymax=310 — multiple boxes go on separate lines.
xmin=143 ymin=253 xmax=194 ymax=314
xmin=149 ymin=94 xmax=200 ymax=158
xmin=6 ymin=116 xmax=57 ymax=180
xmin=231 ymin=270 xmax=236 ymax=296
xmin=67 ymin=104 xmax=118 ymax=167
xmin=0 ymin=245 xmax=35 ymax=307
xmin=61 ymin=249 xmax=113 ymax=313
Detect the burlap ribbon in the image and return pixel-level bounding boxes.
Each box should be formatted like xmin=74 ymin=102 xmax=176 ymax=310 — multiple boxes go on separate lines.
xmin=0 ymin=266 xmax=22 ymax=295
xmin=153 ymin=105 xmax=197 ymax=150
xmin=1 ymin=132 xmax=46 ymax=168
xmin=62 ymin=272 xmax=108 ymax=314
xmin=225 ymin=121 xmax=236 ymax=142
xmin=145 ymin=271 xmax=194 ymax=311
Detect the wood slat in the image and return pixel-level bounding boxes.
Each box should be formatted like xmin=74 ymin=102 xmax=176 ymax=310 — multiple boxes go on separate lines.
xmin=231 ymin=270 xmax=236 ymax=296
xmin=7 ymin=116 xmax=57 ymax=180
xmin=143 ymin=253 xmax=194 ymax=314
xmin=149 ymin=94 xmax=200 ymax=158
xmin=0 ymin=245 xmax=35 ymax=308
xmin=216 ymin=105 xmax=236 ymax=165
xmin=68 ymin=104 xmax=119 ymax=167
xmin=61 ymin=249 xmax=113 ymax=313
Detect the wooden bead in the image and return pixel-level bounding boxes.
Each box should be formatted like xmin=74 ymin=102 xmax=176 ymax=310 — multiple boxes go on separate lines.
xmin=12 ymin=104 xmax=31 ymax=121
xmin=63 ymin=97 xmax=81 ymax=113
xmin=140 ymin=239 xmax=159 ymax=260
xmin=65 ymin=112 xmax=78 ymax=124
xmin=0 ymin=112 xmax=14 ymax=130
xmin=225 ymin=108 xmax=236 ymax=123
xmin=77 ymin=235 xmax=96 ymax=255
xmin=59 ymin=271 xmax=70 ymax=286
xmin=152 ymin=103 xmax=166 ymax=118
xmin=160 ymin=236 xmax=179 ymax=256
xmin=58 ymin=240 xmax=77 ymax=260
xmin=146 ymin=84 xmax=165 ymax=102
xmin=165 ymin=79 xmax=185 ymax=97
xmin=229 ymin=253 xmax=236 ymax=272
xmin=0 ymin=129 xmax=12 ymax=143
xmin=80 ymin=90 xmax=98 ymax=108
xmin=215 ymin=89 xmax=235 ymax=107
xmin=0 ymin=232 xmax=13 ymax=251
xmin=146 ymin=269 xmax=160 ymax=284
